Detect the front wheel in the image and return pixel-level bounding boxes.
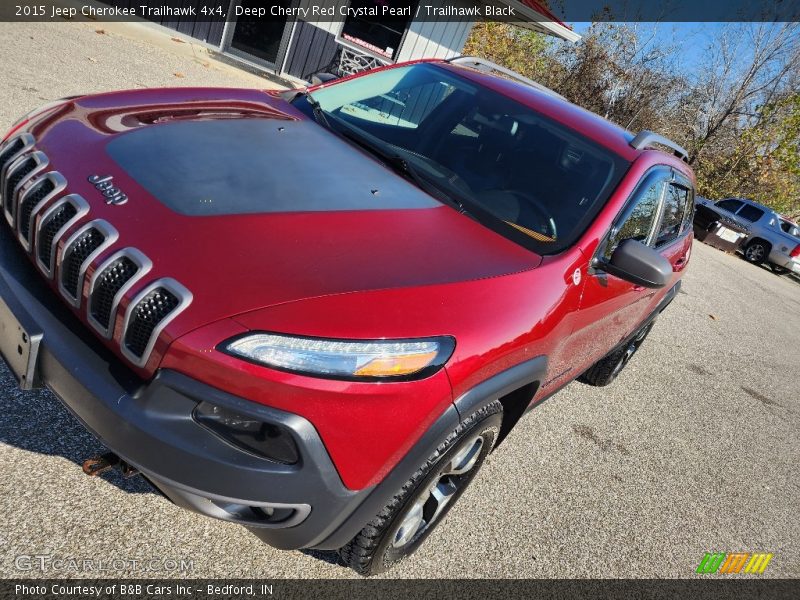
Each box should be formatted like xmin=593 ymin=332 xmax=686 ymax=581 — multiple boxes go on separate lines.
xmin=338 ymin=401 xmax=502 ymax=576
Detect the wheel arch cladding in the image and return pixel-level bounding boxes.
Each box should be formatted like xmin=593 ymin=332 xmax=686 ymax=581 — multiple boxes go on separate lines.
xmin=452 ymin=355 xmax=547 ymax=448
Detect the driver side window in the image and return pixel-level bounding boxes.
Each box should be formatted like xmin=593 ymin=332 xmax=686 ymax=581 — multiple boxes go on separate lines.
xmin=603 ymin=180 xmax=662 ymax=260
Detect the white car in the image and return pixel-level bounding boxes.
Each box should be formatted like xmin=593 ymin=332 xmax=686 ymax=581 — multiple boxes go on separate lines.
xmin=708 ymin=198 xmax=800 ymax=275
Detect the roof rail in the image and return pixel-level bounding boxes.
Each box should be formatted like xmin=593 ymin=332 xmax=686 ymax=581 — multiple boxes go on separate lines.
xmin=445 ymin=56 xmax=565 ymax=100
xmin=629 ymin=130 xmax=689 ymax=162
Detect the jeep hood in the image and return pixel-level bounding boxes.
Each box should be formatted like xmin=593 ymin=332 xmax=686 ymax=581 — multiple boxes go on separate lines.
xmin=25 ymin=89 xmax=541 ymax=371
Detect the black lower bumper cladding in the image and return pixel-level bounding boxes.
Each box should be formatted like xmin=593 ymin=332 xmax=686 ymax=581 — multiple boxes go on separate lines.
xmin=0 ymin=225 xmax=369 ymax=550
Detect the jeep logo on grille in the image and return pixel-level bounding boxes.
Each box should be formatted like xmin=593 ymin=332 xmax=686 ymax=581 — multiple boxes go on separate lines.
xmin=88 ymin=174 xmax=128 ymax=206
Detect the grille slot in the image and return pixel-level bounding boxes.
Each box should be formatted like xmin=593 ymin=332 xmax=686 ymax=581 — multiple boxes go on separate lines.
xmin=17 ymin=173 xmax=61 ymax=240
xmin=121 ymin=279 xmax=192 ymax=367
xmin=0 ymin=134 xmax=34 ymax=207
xmin=58 ymin=220 xmax=118 ymax=306
xmin=87 ymin=249 xmax=152 ymax=337
xmin=3 ymin=157 xmax=36 ymax=219
xmin=0 ymin=138 xmax=24 ymax=175
xmin=38 ymin=203 xmax=76 ymax=266
xmin=18 ymin=177 xmax=55 ymax=240
xmin=36 ymin=195 xmax=89 ymax=276
xmin=61 ymin=228 xmax=105 ymax=299
xmin=90 ymin=257 xmax=138 ymax=330
xmin=124 ymin=288 xmax=179 ymax=357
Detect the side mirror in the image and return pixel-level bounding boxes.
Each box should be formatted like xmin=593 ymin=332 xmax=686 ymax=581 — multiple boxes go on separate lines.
xmin=311 ymin=72 xmax=339 ymax=86
xmin=598 ymin=239 xmax=672 ymax=288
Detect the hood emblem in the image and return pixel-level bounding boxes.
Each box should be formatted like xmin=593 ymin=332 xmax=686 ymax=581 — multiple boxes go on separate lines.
xmin=88 ymin=174 xmax=128 ymax=206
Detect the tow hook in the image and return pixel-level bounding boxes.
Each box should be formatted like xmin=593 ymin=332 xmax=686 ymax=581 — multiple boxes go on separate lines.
xmin=82 ymin=452 xmax=140 ymax=478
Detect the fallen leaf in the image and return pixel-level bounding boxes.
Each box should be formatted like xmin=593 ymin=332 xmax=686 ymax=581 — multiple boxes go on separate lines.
xmin=171 ymin=37 xmax=186 ymax=44
xmin=708 ymin=314 xmax=717 ymax=320
xmin=173 ymin=72 xmax=185 ymax=78
xmin=95 ymin=29 xmax=105 ymax=35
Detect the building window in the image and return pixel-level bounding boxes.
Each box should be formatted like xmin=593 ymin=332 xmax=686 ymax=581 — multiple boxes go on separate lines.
xmin=339 ymin=0 xmax=417 ymax=61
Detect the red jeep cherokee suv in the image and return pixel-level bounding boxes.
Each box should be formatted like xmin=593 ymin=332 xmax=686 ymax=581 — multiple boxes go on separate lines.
xmin=0 ymin=57 xmax=694 ymax=575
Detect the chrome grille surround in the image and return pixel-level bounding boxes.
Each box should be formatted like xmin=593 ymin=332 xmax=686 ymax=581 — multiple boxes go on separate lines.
xmin=87 ymin=248 xmax=153 ymax=338
xmin=56 ymin=219 xmax=119 ymax=308
xmin=16 ymin=171 xmax=67 ymax=251
xmin=35 ymin=194 xmax=90 ymax=279
xmin=120 ymin=278 xmax=192 ymax=368
xmin=2 ymin=150 xmax=49 ymax=227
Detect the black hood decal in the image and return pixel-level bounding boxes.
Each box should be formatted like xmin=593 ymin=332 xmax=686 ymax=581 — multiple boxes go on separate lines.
xmin=106 ymin=118 xmax=438 ymax=216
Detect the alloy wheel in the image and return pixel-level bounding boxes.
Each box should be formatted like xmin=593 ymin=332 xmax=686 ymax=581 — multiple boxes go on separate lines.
xmin=611 ymin=324 xmax=652 ymax=378
xmin=391 ymin=435 xmax=484 ymax=548
xmin=746 ymin=244 xmax=765 ymax=262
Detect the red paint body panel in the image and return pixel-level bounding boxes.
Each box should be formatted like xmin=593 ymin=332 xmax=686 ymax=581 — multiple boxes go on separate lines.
xmin=23 ymin=87 xmax=541 ymax=378
xmin=6 ymin=61 xmax=695 ymax=492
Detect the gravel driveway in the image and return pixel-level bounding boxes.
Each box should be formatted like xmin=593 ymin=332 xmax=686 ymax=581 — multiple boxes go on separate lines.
xmin=0 ymin=20 xmax=798 ymax=580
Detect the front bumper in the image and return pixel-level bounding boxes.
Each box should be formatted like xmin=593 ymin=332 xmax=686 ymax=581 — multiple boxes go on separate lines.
xmin=0 ymin=228 xmax=370 ymax=550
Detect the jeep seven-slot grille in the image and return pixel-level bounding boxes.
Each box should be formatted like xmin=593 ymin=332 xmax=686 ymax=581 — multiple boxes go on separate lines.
xmin=2 ymin=136 xmax=193 ymax=371
xmin=90 ymin=256 xmax=138 ymax=330
xmin=18 ymin=178 xmax=54 ymax=240
xmin=4 ymin=158 xmax=36 ymax=218
xmin=61 ymin=228 xmax=105 ymax=299
xmin=0 ymin=138 xmax=24 ymax=174
xmin=37 ymin=201 xmax=77 ymax=268
xmin=124 ymin=288 xmax=180 ymax=358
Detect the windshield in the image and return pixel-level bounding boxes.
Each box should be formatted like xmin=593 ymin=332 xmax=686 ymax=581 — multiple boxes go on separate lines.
xmin=295 ymin=63 xmax=629 ymax=254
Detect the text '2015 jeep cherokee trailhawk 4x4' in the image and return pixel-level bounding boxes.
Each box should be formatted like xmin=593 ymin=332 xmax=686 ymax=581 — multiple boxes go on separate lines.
xmin=0 ymin=57 xmax=694 ymax=575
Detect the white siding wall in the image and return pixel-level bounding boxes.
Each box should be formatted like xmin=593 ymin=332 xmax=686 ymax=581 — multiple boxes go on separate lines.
xmin=397 ymin=0 xmax=474 ymax=62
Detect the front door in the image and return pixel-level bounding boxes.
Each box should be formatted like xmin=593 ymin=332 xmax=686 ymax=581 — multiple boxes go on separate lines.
xmin=225 ymin=0 xmax=294 ymax=70
xmin=568 ymin=167 xmax=692 ymax=372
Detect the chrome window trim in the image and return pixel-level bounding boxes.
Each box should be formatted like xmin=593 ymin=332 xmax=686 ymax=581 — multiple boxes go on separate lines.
xmin=87 ymin=247 xmax=153 ymax=339
xmin=0 ymin=133 xmax=35 ymax=207
xmin=3 ymin=150 xmax=49 ymax=227
xmin=17 ymin=171 xmax=67 ymax=251
xmin=120 ymin=278 xmax=193 ymax=369
xmin=35 ymin=194 xmax=90 ymax=279
xmin=56 ymin=219 xmax=119 ymax=308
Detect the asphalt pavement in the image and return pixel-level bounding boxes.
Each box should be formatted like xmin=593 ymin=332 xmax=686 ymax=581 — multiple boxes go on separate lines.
xmin=0 ymin=20 xmax=798 ymax=580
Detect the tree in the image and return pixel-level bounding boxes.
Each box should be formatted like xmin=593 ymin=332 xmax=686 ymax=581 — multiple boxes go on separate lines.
xmin=462 ymin=22 xmax=550 ymax=81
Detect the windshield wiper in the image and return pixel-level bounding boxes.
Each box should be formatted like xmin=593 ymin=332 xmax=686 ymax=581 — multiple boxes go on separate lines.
xmin=383 ymin=153 xmax=467 ymax=214
xmin=296 ymin=89 xmax=333 ymax=131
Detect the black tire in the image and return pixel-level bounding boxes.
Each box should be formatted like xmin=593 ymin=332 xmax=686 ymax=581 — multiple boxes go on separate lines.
xmin=338 ymin=401 xmax=503 ymax=576
xmin=744 ymin=239 xmax=770 ymax=264
xmin=771 ymin=265 xmax=790 ymax=276
xmin=579 ymin=320 xmax=655 ymax=387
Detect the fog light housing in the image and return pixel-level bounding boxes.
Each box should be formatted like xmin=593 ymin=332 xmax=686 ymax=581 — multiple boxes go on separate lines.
xmin=193 ymin=402 xmax=300 ymax=464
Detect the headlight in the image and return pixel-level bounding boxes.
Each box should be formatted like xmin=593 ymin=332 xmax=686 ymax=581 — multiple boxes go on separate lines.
xmin=221 ymin=333 xmax=455 ymax=380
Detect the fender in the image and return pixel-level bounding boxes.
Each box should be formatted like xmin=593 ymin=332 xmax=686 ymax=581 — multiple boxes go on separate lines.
xmin=312 ymin=355 xmax=548 ymax=550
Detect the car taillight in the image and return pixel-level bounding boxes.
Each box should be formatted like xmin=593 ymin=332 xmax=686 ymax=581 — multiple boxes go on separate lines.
xmin=791 ymin=245 xmax=800 ymax=258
